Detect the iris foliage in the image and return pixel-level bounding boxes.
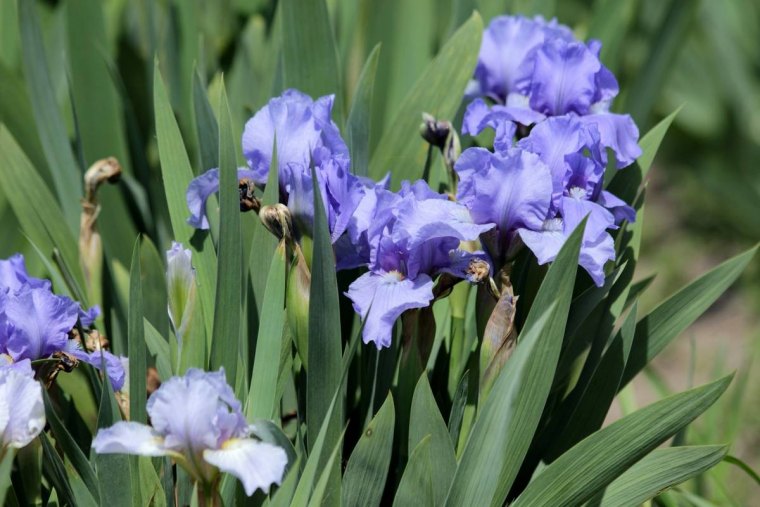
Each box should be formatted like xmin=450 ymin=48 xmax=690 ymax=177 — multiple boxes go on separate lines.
xmin=0 ymin=0 xmax=756 ymax=506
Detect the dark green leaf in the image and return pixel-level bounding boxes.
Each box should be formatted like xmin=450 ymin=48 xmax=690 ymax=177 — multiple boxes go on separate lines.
xmin=307 ymin=164 xmax=343 ymax=458
xmin=42 ymin=391 xmax=98 ymax=499
xmin=281 ymin=0 xmax=342 ymax=118
xmin=192 ymin=70 xmax=219 ymax=174
xmin=622 ymin=246 xmax=757 ymax=387
xmin=209 ymin=82 xmax=243 ymax=387
xmin=40 ymin=432 xmax=77 ymax=507
xmin=154 ymin=64 xmax=218 ymax=338
xmin=128 ymin=238 xmax=147 ymax=424
xmin=392 ymin=436 xmax=434 ymax=507
xmin=247 ymin=242 xmax=287 ymax=420
xmin=512 ymin=375 xmax=733 ymax=507
xmin=0 ymin=449 xmax=14 ymax=506
xmin=346 ymin=44 xmax=381 ymax=176
xmin=409 ymin=375 xmax=455 ymax=506
xmin=18 ymin=0 xmax=81 ymax=232
xmin=600 ymin=445 xmax=727 ymax=506
xmin=342 ymin=394 xmax=395 ymax=507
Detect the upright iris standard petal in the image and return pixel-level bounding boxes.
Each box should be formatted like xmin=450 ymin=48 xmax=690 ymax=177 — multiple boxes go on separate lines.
xmin=528 ymin=40 xmax=601 ymax=116
xmin=472 ymin=15 xmax=574 ymax=101
xmin=204 ymin=439 xmax=289 ymax=496
xmin=242 ymin=89 xmax=348 ymax=184
xmin=1 ymin=285 xmax=79 ymax=362
xmin=94 ymin=368 xmax=287 ymax=496
xmin=186 ymin=168 xmax=259 ymax=230
xmin=0 ymin=366 xmax=45 ymax=449
xmin=0 ymin=254 xmax=50 ymax=292
xmin=346 ymin=271 xmax=435 ymax=349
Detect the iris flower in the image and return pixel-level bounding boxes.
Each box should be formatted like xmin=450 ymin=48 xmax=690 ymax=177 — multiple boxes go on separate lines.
xmin=464 ymin=15 xmax=641 ymax=168
xmin=187 ymin=89 xmax=364 ymax=245
xmin=0 ymin=254 xmax=125 ymax=389
xmin=0 ymin=360 xmax=45 ymax=452
xmin=345 ymin=181 xmax=494 ymax=348
xmin=93 ymin=368 xmax=288 ymax=496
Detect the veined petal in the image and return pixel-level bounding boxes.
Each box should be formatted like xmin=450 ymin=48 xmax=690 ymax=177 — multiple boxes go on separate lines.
xmin=0 ymin=254 xmax=50 ymax=292
xmin=69 ymin=348 xmax=127 ymax=391
xmin=186 ymin=168 xmax=220 ymax=230
xmin=203 ymin=438 xmax=288 ymax=496
xmin=0 ymin=366 xmax=44 ymax=449
xmin=578 ymin=112 xmax=641 ymax=168
xmin=346 ymin=271 xmax=435 ymax=349
xmin=2 ymin=285 xmax=79 ymax=362
xmin=597 ymin=190 xmax=636 ymax=224
xmin=529 ymin=39 xmax=600 ymax=116
xmin=92 ymin=422 xmax=166 ymax=456
xmin=393 ymin=197 xmax=494 ymax=248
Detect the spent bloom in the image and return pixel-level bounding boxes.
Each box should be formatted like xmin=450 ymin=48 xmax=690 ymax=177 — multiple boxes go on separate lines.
xmin=345 ymin=181 xmax=494 ymax=348
xmin=464 ymin=15 xmax=641 ymax=168
xmin=92 ymin=368 xmax=288 ymax=496
xmin=0 ymin=254 xmax=125 ymax=389
xmin=0 ymin=360 xmax=45 ymax=451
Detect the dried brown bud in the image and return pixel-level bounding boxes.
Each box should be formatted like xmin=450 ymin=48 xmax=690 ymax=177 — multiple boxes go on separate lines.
xmin=239 ymin=178 xmax=261 ymax=213
xmin=146 ymin=367 xmax=161 ymax=395
xmin=420 ymin=113 xmax=451 ymax=148
xmin=40 ymin=351 xmax=80 ymax=388
xmin=259 ymin=203 xmax=293 ymax=241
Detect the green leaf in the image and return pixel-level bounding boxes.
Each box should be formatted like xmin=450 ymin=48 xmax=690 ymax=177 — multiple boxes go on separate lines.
xmin=306 ymin=164 xmax=343 ymax=458
xmin=128 ymin=238 xmax=147 ymax=425
xmin=308 ymin=428 xmax=347 ymax=507
xmin=209 ymin=81 xmax=243 ymax=387
xmin=393 ymin=436 xmax=434 ymax=507
xmin=18 ymin=0 xmax=81 ymax=232
xmin=42 ymin=391 xmax=98 ymax=500
xmin=281 ymin=0 xmax=342 ymax=118
xmin=544 ymin=302 xmax=639 ymax=461
xmin=269 ymin=456 xmax=302 ymax=507
xmin=637 ymin=106 xmax=682 ymax=178
xmin=511 ymin=375 xmax=733 ymax=507
xmin=0 ymin=449 xmax=14 ymax=506
xmin=0 ymin=127 xmax=84 ymax=296
xmin=94 ymin=372 xmax=132 ymax=506
xmin=247 ymin=241 xmax=287 ymax=420
xmin=342 ymin=394 xmax=395 ymax=507
xmin=445 ymin=304 xmax=556 ymax=507
xmin=64 ymin=0 xmax=136 ymax=265
xmin=409 ymin=375 xmax=456 ymax=506
xmin=599 ymin=445 xmax=727 ymax=506
xmin=621 ymin=246 xmax=757 ymax=387
xmin=144 ymin=318 xmax=172 ymax=387
xmin=723 ymin=454 xmax=760 ymax=487
xmin=447 ymin=370 xmax=469 ymax=447
xmin=154 ymin=64 xmax=218 ymax=339
xmin=346 ymin=44 xmax=381 ymax=176
xmin=40 ymin=432 xmax=77 ymax=507
xmin=192 ymin=69 xmax=219 ymax=174
xmin=369 ymin=12 xmax=483 ymax=184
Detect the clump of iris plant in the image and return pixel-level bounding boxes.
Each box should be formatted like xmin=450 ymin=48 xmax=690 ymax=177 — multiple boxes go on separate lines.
xmin=0 ymin=254 xmax=125 ymax=389
xmin=92 ymin=368 xmax=288 ymax=499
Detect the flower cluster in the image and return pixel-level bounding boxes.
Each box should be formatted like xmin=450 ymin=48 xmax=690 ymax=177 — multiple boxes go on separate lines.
xmin=456 ymin=15 xmax=640 ymax=285
xmin=187 ymin=91 xmax=497 ymax=349
xmin=184 ymin=15 xmax=641 ymax=348
xmin=93 ymin=368 xmax=287 ymax=496
xmin=0 ymin=254 xmax=125 ymax=389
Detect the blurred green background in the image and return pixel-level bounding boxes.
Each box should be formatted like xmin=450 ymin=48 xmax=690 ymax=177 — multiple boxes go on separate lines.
xmin=0 ymin=0 xmax=757 ymax=503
